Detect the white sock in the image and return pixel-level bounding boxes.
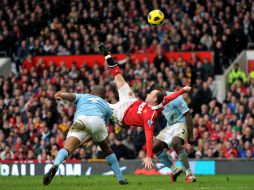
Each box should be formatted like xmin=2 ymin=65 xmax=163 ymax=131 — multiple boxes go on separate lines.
xmin=186 ymin=168 xmax=192 ymax=176
xmin=105 ymin=55 xmax=111 ymax=59
xmin=171 ymin=164 xmax=177 ymax=172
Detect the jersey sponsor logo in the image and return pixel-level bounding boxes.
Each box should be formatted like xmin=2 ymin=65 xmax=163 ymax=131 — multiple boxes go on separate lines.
xmin=137 ymin=102 xmax=146 ymax=114
xmin=147 ymin=119 xmax=153 ymax=126
xmin=143 ymin=109 xmax=147 ymax=113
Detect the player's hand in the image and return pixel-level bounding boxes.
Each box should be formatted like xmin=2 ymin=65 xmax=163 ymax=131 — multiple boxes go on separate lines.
xmin=54 ymin=90 xmax=63 ymax=100
xmin=185 ymin=143 xmax=192 ymax=151
xmin=183 ymin=86 xmax=191 ymax=92
xmin=142 ymin=157 xmax=154 ymax=170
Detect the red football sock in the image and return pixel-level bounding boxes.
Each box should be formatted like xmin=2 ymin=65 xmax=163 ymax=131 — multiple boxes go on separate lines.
xmin=109 ymin=66 xmax=122 ymax=77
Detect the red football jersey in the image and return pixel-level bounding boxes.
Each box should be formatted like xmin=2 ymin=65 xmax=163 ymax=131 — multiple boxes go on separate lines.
xmin=122 ymin=88 xmax=185 ymax=157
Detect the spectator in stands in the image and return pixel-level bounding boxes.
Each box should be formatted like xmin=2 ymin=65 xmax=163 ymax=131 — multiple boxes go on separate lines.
xmin=16 ymin=40 xmax=29 ymax=73
xmin=228 ymin=64 xmax=247 ymax=85
xmin=245 ymin=150 xmax=254 ymax=159
xmin=153 ymin=45 xmax=168 ymax=71
xmin=249 ymin=70 xmax=254 ymax=79
xmin=200 ymin=33 xmax=213 ymax=50
xmin=0 ymin=146 xmax=14 ymax=160
xmin=203 ymin=59 xmax=214 ymax=80
xmin=0 ymin=34 xmax=7 ymax=55
xmin=111 ymin=135 xmax=135 ymax=160
xmin=213 ymin=41 xmax=224 ymax=74
xmin=239 ymin=141 xmax=253 ymax=158
xmin=242 ymin=127 xmax=253 ymax=144
xmin=223 ymin=141 xmax=238 ymax=158
xmin=199 ymin=82 xmax=213 ymax=105
xmin=122 ymin=135 xmax=136 ymax=155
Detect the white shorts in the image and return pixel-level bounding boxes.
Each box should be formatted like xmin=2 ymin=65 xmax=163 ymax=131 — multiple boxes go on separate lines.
xmin=109 ymin=84 xmax=137 ymax=125
xmin=156 ymin=123 xmax=188 ymax=147
xmin=67 ymin=115 xmax=108 ymax=143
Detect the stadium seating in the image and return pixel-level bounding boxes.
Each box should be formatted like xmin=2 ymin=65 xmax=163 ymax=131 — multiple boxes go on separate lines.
xmin=0 ymin=0 xmax=254 ymax=161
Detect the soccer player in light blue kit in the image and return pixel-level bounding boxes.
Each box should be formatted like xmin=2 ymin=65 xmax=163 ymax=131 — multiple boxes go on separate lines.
xmin=152 ymin=86 xmax=196 ymax=183
xmin=43 ymin=86 xmax=128 ymax=185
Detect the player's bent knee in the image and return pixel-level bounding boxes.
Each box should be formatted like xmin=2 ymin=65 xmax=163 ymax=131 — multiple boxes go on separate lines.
xmin=64 ymin=136 xmax=81 ymax=154
xmin=97 ymin=140 xmax=112 ymax=156
xmin=172 ymin=136 xmax=184 ymax=153
xmin=101 ymin=145 xmax=113 ymax=157
xmin=153 ymin=139 xmax=167 ymax=154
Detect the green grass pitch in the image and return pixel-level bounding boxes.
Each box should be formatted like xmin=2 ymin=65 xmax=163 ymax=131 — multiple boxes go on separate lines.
xmin=0 ymin=175 xmax=253 ymax=190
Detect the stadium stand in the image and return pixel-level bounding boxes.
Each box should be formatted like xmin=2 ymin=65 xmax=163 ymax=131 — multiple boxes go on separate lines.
xmin=0 ymin=0 xmax=254 ymax=161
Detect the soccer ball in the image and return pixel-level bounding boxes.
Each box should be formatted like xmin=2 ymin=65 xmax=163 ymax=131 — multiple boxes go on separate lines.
xmin=147 ymin=10 xmax=164 ymax=27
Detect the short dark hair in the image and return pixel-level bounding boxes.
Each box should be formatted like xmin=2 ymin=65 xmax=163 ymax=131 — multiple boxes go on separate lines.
xmin=152 ymin=85 xmax=166 ymax=94
xmin=151 ymin=85 xmax=166 ymax=105
xmin=155 ymin=91 xmax=165 ymax=105
xmin=91 ymin=86 xmax=106 ymax=99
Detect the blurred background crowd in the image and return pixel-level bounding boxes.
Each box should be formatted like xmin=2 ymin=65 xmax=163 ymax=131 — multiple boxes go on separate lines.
xmin=1 ymin=0 xmax=254 ymax=73
xmin=0 ymin=0 xmax=254 ymax=161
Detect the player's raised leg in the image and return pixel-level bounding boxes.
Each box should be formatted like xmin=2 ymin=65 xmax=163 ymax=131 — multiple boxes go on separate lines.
xmin=98 ymin=43 xmax=127 ymax=89
xmin=153 ymin=139 xmax=183 ymax=182
xmin=97 ymin=138 xmax=128 ymax=185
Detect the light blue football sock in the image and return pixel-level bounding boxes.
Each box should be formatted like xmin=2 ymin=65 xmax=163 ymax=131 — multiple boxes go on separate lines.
xmin=105 ymin=153 xmax=124 ymax=181
xmin=157 ymin=151 xmax=173 ymax=168
xmin=178 ymin=149 xmax=190 ymax=171
xmin=53 ymin=149 xmax=69 ymax=166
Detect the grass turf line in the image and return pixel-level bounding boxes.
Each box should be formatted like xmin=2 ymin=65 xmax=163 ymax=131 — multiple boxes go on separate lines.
xmin=0 ymin=175 xmax=253 ymax=190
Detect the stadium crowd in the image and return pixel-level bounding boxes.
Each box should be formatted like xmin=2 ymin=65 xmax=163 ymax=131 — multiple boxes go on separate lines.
xmin=0 ymin=0 xmax=254 ymax=73
xmin=0 ymin=0 xmax=254 ymax=162
xmin=0 ymin=49 xmax=254 ymax=161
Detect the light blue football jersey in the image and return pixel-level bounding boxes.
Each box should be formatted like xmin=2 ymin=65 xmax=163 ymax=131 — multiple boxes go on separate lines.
xmin=162 ymin=91 xmax=189 ymax=125
xmin=73 ymin=94 xmax=112 ymax=125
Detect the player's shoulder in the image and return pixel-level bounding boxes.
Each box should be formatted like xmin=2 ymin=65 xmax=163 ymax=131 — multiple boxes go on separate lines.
xmin=76 ymin=93 xmax=90 ymax=100
xmin=166 ymin=91 xmax=184 ymax=102
xmin=77 ymin=93 xmax=89 ymax=97
xmin=78 ymin=94 xmax=105 ymax=102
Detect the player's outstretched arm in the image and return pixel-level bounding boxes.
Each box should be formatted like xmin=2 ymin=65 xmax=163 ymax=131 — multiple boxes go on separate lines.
xmin=54 ymin=90 xmax=76 ymax=102
xmin=98 ymin=43 xmax=127 ymax=89
xmin=163 ymin=86 xmax=191 ymax=105
xmin=142 ymin=115 xmax=157 ymax=170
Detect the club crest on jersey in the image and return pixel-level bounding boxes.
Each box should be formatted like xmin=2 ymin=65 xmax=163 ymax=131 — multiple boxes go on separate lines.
xmin=179 ymin=103 xmax=185 ymax=110
xmin=147 ymin=119 xmax=153 ymax=126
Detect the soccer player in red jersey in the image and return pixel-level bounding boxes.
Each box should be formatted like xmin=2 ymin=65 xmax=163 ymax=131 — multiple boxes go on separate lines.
xmin=99 ymin=43 xmax=191 ymax=169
